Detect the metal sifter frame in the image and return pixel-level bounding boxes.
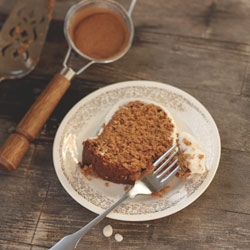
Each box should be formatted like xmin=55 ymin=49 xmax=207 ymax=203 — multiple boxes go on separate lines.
xmin=61 ymin=0 xmax=136 ymax=80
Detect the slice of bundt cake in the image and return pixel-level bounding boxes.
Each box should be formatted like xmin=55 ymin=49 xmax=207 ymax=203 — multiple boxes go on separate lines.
xmin=81 ymin=100 xmax=177 ymax=184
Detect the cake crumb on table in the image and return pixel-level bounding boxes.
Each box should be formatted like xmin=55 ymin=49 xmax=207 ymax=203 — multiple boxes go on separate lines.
xmin=103 ymin=225 xmax=113 ymax=237
xmin=114 ymin=233 xmax=123 ymax=242
xmin=102 ymin=225 xmax=124 ymax=242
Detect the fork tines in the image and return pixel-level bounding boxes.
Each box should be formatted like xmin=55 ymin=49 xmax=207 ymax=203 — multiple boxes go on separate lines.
xmin=153 ymin=144 xmax=180 ymax=184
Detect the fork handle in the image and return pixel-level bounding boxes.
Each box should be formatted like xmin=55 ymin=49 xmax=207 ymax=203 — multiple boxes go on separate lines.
xmin=0 ymin=74 xmax=71 ymax=171
xmin=49 ymin=191 xmax=130 ymax=250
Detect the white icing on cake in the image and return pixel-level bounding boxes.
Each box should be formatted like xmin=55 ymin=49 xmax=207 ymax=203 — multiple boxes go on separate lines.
xmin=178 ymin=131 xmax=206 ymax=174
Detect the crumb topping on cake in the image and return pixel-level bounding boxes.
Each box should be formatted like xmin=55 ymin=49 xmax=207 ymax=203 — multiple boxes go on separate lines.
xmin=82 ymin=100 xmax=177 ymax=184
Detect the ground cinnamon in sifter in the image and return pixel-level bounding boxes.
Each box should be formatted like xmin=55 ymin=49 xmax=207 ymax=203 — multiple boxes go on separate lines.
xmin=70 ymin=7 xmax=130 ymax=59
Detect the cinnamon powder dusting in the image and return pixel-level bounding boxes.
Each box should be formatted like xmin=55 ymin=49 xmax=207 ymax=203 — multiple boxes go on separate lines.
xmin=71 ymin=7 xmax=130 ymax=59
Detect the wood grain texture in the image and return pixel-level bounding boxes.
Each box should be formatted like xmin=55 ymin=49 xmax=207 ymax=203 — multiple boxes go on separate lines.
xmin=0 ymin=0 xmax=250 ymax=249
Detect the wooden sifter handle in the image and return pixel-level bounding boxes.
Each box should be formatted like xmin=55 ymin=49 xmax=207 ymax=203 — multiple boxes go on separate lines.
xmin=0 ymin=74 xmax=71 ymax=171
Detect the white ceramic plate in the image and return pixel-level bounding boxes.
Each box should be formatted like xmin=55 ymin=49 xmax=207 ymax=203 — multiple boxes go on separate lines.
xmin=53 ymin=80 xmax=221 ymax=221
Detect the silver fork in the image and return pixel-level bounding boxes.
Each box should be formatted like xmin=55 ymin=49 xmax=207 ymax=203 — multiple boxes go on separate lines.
xmin=49 ymin=144 xmax=180 ymax=250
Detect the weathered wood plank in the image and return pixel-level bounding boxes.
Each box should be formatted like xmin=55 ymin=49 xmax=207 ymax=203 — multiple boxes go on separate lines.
xmin=0 ymin=175 xmax=49 ymax=244
xmin=241 ymin=63 xmax=250 ymax=97
xmin=0 ymin=239 xmax=31 ymax=250
xmin=184 ymin=89 xmax=250 ymax=152
xmin=133 ymin=0 xmax=250 ymax=44
xmin=1 ymin=0 xmax=250 ymax=249
xmin=18 ymin=0 xmax=250 ymax=97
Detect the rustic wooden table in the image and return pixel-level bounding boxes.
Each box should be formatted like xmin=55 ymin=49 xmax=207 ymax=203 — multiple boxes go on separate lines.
xmin=1 ymin=0 xmax=250 ymax=249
